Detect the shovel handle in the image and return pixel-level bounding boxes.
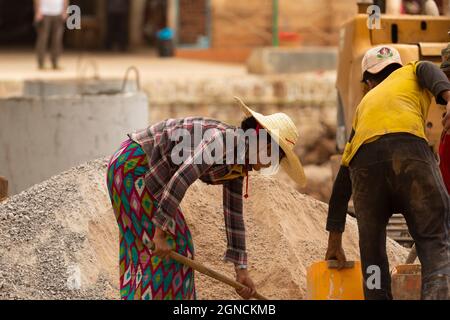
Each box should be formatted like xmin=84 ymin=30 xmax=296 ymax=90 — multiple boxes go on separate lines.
xmin=169 ymin=251 xmax=268 ymax=300
xmin=148 ymin=242 xmax=268 ymax=300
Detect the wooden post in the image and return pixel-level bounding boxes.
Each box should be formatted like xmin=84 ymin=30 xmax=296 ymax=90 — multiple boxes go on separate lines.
xmin=0 ymin=176 xmax=8 ymax=201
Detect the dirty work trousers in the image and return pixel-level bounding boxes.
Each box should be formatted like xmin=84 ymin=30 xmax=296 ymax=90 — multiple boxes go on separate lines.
xmin=350 ymin=133 xmax=450 ymax=300
xmin=35 ymin=15 xmax=64 ymax=68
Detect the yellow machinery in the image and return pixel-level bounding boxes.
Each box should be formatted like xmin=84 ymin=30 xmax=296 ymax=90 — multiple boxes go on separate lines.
xmin=333 ymin=5 xmax=450 ymax=249
xmin=336 ymin=13 xmax=450 ymax=154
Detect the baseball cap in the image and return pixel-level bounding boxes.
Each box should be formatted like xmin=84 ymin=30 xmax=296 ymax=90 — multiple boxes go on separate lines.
xmin=362 ymin=45 xmax=403 ymax=75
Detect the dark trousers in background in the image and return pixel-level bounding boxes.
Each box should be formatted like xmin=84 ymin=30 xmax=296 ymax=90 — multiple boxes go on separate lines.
xmin=36 ymin=15 xmax=64 ymax=69
xmin=350 ymin=133 xmax=450 ymax=300
xmin=106 ymin=12 xmax=129 ymax=51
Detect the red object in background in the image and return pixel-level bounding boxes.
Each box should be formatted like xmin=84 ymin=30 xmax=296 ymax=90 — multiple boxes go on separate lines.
xmin=278 ymin=32 xmax=302 ymax=46
xmin=439 ymin=132 xmax=450 ymax=193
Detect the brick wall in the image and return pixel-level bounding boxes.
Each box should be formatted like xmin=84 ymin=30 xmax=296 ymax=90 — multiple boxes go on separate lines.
xmin=179 ymin=0 xmax=208 ymax=45
xmin=278 ymin=0 xmax=357 ymax=46
xmin=208 ymin=0 xmax=357 ymax=48
xmin=211 ymin=0 xmax=273 ymax=48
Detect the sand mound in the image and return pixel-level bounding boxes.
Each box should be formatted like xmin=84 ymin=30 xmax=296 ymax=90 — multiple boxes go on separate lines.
xmin=0 ymin=159 xmax=408 ymax=300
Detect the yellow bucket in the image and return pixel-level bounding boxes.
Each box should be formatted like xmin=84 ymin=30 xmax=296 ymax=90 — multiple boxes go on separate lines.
xmin=306 ymin=261 xmax=364 ymax=300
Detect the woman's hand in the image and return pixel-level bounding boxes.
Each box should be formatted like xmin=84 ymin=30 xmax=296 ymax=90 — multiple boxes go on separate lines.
xmin=325 ymin=231 xmax=347 ymax=270
xmin=235 ymin=268 xmax=256 ymax=300
xmin=153 ymin=228 xmax=172 ymax=259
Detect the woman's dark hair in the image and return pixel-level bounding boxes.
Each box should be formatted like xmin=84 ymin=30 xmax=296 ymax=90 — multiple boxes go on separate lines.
xmin=362 ymin=63 xmax=402 ymax=85
xmin=240 ymin=116 xmax=259 ymax=131
xmin=240 ymin=116 xmax=286 ymax=160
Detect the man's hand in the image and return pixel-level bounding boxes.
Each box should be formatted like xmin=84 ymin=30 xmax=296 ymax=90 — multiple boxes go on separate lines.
xmin=152 ymin=228 xmax=172 ymax=259
xmin=235 ymin=269 xmax=256 ymax=300
xmin=325 ymin=231 xmax=347 ymax=270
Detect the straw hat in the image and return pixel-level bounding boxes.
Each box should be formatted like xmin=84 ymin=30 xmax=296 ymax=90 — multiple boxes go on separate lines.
xmin=235 ymin=97 xmax=307 ymax=187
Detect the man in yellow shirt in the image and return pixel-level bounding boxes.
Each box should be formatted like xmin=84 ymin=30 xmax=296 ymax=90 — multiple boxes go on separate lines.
xmin=325 ymin=46 xmax=450 ymax=300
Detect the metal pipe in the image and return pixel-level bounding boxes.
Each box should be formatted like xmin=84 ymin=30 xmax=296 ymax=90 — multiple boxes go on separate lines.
xmin=272 ymin=0 xmax=279 ymax=47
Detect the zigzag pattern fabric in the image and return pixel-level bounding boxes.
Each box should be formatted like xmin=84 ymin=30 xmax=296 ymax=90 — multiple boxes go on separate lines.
xmin=106 ymin=139 xmax=196 ymax=300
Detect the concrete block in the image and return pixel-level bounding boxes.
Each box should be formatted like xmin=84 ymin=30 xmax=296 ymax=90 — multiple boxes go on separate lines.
xmin=23 ymin=78 xmax=138 ymax=97
xmin=0 ymin=92 xmax=148 ymax=195
xmin=247 ymin=47 xmax=338 ymax=74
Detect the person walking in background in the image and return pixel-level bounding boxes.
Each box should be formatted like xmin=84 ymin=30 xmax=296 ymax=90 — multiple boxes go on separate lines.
xmin=106 ymin=0 xmax=130 ymax=52
xmin=34 ymin=0 xmax=69 ymax=70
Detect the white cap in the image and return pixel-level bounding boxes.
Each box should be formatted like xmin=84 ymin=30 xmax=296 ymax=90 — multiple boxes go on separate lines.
xmin=362 ymin=45 xmax=403 ymax=75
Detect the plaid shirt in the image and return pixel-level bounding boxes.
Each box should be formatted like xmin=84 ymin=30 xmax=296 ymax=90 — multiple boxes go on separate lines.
xmin=128 ymin=118 xmax=250 ymax=266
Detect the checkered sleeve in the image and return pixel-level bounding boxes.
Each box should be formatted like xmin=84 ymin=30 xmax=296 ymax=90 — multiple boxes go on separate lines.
xmin=152 ymin=130 xmax=225 ymax=235
xmin=222 ymin=177 xmax=247 ymax=266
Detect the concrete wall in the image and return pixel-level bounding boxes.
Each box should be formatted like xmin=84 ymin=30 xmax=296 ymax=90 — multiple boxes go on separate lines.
xmin=143 ymin=71 xmax=337 ymax=164
xmin=23 ymin=79 xmax=138 ymax=97
xmin=0 ymin=93 xmax=148 ymax=195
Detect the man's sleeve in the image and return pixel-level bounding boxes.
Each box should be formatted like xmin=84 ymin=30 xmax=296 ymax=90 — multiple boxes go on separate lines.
xmin=326 ymin=127 xmax=354 ymax=233
xmin=222 ymin=178 xmax=247 ymax=266
xmin=416 ymin=61 xmax=450 ymax=105
xmin=326 ymin=165 xmax=352 ymax=233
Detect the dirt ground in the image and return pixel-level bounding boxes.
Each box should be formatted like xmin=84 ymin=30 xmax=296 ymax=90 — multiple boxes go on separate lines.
xmin=0 ymin=50 xmax=246 ymax=82
xmin=0 ymin=159 xmax=408 ymax=300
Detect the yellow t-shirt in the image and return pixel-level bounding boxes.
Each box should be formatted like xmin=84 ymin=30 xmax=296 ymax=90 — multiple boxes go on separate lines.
xmin=341 ymin=61 xmax=433 ymax=167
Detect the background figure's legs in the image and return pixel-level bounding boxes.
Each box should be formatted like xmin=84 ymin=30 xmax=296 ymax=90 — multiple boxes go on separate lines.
xmin=50 ymin=16 xmax=64 ymax=69
xmin=35 ymin=16 xmax=51 ymax=69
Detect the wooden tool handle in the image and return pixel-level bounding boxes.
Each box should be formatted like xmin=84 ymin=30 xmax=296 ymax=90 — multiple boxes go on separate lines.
xmin=148 ymin=242 xmax=268 ymax=300
xmin=169 ymin=251 xmax=268 ymax=300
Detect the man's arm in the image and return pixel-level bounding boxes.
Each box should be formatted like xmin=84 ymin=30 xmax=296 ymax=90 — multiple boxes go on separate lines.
xmin=324 ymin=128 xmax=354 ymax=269
xmin=326 ymin=165 xmax=352 ymax=233
xmin=324 ymin=164 xmax=351 ymax=269
xmin=416 ymin=61 xmax=450 ymax=105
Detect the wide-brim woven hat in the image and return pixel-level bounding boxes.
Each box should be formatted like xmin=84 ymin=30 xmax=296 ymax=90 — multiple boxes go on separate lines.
xmin=235 ymin=97 xmax=307 ymax=187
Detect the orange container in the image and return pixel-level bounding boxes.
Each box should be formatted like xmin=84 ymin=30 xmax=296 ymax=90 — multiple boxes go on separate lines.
xmin=306 ymin=261 xmax=364 ymax=300
xmin=391 ymin=264 xmax=421 ymax=300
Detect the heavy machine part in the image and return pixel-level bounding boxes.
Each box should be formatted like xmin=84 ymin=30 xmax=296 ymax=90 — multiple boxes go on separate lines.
xmin=334 ymin=0 xmax=450 ymax=247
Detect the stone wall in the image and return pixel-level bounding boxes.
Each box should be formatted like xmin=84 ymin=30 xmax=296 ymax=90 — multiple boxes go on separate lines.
xmin=143 ymin=71 xmax=338 ymax=201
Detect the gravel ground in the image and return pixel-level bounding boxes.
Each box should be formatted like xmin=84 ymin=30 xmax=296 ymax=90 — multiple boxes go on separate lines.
xmin=0 ymin=158 xmax=409 ymax=300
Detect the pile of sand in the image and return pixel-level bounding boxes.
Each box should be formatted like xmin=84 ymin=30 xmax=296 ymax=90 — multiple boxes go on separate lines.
xmin=0 ymin=159 xmax=408 ymax=300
